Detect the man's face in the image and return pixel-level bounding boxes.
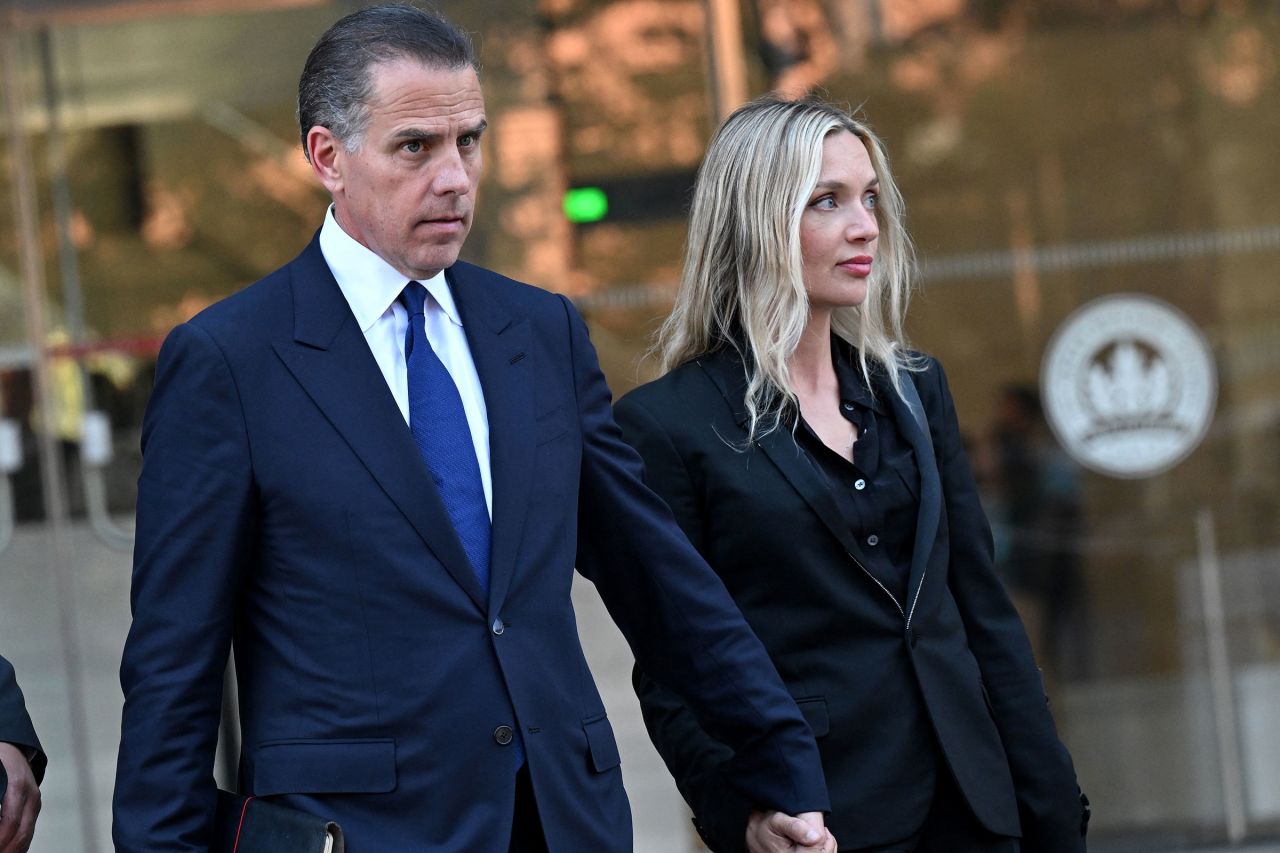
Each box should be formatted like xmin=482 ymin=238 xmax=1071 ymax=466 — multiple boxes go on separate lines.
xmin=322 ymin=60 xmax=486 ymax=280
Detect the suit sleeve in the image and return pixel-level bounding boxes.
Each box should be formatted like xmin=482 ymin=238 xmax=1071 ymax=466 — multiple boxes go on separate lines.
xmin=113 ymin=322 xmax=256 ymax=852
xmin=0 ymin=655 xmax=45 ymax=784
xmin=924 ymin=359 xmax=1087 ymax=852
xmin=614 ymin=397 xmax=754 ymax=853
xmin=560 ymin=298 xmax=829 ymax=829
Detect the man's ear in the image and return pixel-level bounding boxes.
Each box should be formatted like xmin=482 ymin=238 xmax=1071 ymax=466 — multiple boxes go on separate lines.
xmin=306 ymin=126 xmax=345 ymax=194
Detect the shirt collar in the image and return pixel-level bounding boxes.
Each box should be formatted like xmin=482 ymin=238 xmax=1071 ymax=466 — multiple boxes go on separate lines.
xmin=832 ymin=338 xmax=886 ymax=415
xmin=319 ymin=206 xmax=462 ymax=331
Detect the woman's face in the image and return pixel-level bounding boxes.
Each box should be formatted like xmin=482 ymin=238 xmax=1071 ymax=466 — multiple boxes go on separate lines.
xmin=799 ymin=130 xmax=880 ymax=313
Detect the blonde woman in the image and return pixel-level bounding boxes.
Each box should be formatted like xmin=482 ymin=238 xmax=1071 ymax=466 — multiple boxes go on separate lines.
xmin=615 ymin=96 xmax=1089 ymax=853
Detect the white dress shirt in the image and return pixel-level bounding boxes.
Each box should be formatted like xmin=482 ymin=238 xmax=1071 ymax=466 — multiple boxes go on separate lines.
xmin=319 ymin=207 xmax=492 ymax=517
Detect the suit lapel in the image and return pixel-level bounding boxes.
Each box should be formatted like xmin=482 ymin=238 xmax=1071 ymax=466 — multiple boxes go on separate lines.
xmin=271 ymin=238 xmax=487 ymax=613
xmin=446 ymin=264 xmax=534 ymax=615
xmin=883 ymin=370 xmax=942 ymax=624
xmin=695 ymin=351 xmax=880 ymax=573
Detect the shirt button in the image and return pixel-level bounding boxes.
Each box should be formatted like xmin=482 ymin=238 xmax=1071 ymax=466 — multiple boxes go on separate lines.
xmin=854 ymin=478 xmax=867 ymax=490
xmin=491 ymin=618 xmax=505 ymax=636
xmin=841 ymin=401 xmax=855 ymax=412
xmin=866 ymin=534 xmax=879 ymax=546
xmin=493 ymin=725 xmax=514 ymax=746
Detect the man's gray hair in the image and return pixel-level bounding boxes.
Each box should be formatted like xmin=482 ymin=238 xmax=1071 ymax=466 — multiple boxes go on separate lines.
xmin=298 ymin=3 xmax=477 ymax=159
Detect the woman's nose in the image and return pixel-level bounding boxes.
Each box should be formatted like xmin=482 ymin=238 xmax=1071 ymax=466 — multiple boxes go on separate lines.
xmin=848 ymin=208 xmax=878 ymax=242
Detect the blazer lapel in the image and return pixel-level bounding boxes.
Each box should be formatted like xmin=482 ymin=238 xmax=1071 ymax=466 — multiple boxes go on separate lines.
xmin=883 ymin=370 xmax=942 ymax=624
xmin=446 ymin=264 xmax=534 ymax=615
xmin=695 ymin=351 xmax=880 ymax=574
xmin=271 ymin=238 xmax=487 ymax=613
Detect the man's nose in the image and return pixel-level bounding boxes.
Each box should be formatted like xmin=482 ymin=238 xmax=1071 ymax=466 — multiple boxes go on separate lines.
xmin=432 ymin=150 xmax=471 ymax=195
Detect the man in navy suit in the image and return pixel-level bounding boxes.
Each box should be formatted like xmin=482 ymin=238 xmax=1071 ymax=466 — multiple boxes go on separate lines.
xmin=113 ymin=6 xmax=832 ymax=851
xmin=0 ymin=656 xmax=45 ymax=853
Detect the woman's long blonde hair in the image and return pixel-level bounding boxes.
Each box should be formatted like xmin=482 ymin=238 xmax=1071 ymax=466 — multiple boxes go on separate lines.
xmin=654 ymin=95 xmax=919 ymax=442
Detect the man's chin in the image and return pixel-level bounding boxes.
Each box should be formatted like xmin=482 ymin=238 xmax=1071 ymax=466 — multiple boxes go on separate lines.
xmin=404 ymin=247 xmax=464 ymax=279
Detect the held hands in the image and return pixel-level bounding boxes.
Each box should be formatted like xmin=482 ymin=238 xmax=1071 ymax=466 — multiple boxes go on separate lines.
xmin=746 ymin=810 xmax=837 ymax=853
xmin=0 ymin=742 xmax=39 ymax=853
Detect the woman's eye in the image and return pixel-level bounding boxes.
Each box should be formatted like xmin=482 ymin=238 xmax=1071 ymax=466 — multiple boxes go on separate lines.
xmin=864 ymin=193 xmax=879 ymax=210
xmin=812 ymin=195 xmax=836 ymax=209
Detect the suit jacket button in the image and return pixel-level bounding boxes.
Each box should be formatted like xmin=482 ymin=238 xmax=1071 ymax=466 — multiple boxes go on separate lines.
xmin=492 ymin=618 xmax=505 ymax=635
xmin=494 ymin=725 xmax=514 ymax=746
xmin=909 ymin=628 xmax=920 ymax=648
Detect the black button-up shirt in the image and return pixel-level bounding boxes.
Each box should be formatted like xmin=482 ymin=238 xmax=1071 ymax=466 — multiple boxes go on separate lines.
xmin=795 ymin=345 xmax=920 ymax=601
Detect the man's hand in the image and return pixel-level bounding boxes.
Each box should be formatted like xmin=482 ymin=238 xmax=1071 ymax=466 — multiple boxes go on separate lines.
xmin=0 ymin=742 xmax=40 ymax=853
xmin=746 ymin=810 xmax=836 ymax=852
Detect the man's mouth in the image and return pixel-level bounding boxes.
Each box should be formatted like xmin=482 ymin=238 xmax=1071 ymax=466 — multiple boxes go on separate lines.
xmin=419 ymin=214 xmax=468 ymax=230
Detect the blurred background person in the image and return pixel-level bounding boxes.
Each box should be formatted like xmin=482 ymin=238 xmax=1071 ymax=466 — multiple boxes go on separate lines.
xmin=984 ymin=385 xmax=1091 ymax=686
xmin=616 ymin=96 xmax=1088 ymax=853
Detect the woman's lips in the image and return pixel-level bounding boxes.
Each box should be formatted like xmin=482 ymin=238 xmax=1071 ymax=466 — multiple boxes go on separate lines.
xmin=839 ymin=255 xmax=873 ymax=277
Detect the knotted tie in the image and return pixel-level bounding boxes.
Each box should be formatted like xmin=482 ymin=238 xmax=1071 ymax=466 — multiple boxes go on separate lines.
xmin=401 ymin=282 xmax=525 ymax=769
xmin=400 ymin=281 xmax=491 ymax=594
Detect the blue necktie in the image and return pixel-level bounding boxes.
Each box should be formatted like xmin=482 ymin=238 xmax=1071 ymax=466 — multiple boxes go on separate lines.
xmin=401 ymin=283 xmax=524 ymax=770
xmin=400 ymin=282 xmax=491 ymax=595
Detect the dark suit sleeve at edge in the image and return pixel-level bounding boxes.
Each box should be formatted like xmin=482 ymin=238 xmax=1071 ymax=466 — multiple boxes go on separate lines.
xmin=0 ymin=655 xmax=45 ymax=784
xmin=559 ymin=297 xmax=828 ymax=828
xmin=113 ymin=322 xmax=256 ymax=852
xmin=923 ymin=359 xmax=1086 ymax=852
xmin=614 ymin=397 xmax=754 ymax=853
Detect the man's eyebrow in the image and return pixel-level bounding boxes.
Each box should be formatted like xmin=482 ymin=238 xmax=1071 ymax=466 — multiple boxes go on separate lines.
xmin=392 ymin=128 xmax=442 ymax=144
xmin=390 ymin=119 xmax=488 ymax=144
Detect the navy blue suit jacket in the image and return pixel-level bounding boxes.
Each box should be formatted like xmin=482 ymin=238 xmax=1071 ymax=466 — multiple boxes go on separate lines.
xmin=617 ymin=349 xmax=1085 ymax=852
xmin=0 ymin=655 xmax=45 ymax=784
xmin=112 ymin=237 xmax=828 ymax=852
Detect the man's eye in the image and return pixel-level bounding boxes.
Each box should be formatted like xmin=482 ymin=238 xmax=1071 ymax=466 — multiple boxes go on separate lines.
xmin=459 ymin=134 xmax=476 ymax=148
xmin=404 ymin=140 xmax=423 ymax=154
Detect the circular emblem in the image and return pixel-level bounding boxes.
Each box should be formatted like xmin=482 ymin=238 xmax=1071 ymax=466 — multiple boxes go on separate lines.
xmin=1040 ymin=294 xmax=1216 ymax=479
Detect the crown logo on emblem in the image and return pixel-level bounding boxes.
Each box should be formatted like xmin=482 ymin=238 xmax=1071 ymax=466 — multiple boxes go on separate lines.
xmin=1081 ymin=340 xmax=1186 ymax=439
xmin=1042 ymin=295 xmax=1215 ymax=478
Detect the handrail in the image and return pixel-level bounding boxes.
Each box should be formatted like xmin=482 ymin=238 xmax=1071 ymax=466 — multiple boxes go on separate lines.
xmin=0 ymin=476 xmax=13 ymax=556
xmin=81 ymin=410 xmax=134 ymax=551
xmin=0 ymin=419 xmax=18 ymax=554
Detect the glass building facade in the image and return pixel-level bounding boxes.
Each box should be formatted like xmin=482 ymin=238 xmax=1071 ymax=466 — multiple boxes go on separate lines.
xmin=1 ymin=1 xmax=1278 ymax=850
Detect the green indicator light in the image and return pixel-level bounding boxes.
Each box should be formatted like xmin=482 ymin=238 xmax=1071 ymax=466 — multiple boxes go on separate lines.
xmin=564 ymin=187 xmax=608 ymax=223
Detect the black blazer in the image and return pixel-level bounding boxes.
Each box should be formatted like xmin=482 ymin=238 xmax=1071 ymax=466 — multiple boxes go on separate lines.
xmin=0 ymin=655 xmax=45 ymax=784
xmin=615 ymin=348 xmax=1085 ymax=853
